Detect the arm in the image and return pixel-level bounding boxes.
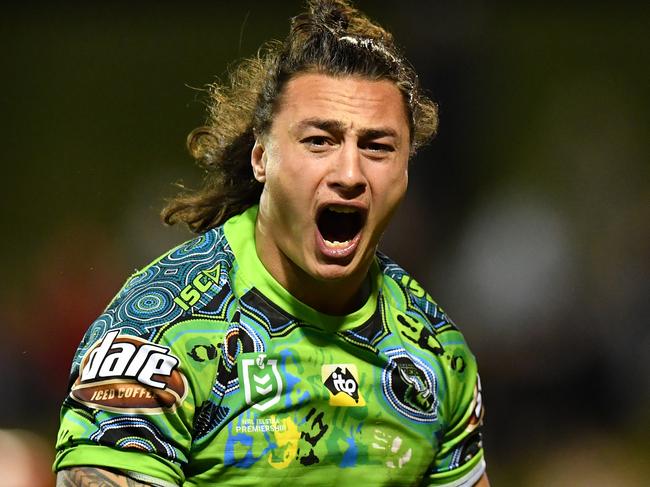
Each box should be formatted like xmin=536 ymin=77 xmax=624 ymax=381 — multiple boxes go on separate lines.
xmin=474 ymin=472 xmax=490 ymax=486
xmin=56 ymin=467 xmax=155 ymax=487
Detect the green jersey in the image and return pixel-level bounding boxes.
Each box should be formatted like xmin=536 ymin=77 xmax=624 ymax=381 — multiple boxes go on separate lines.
xmin=55 ymin=206 xmax=485 ymax=486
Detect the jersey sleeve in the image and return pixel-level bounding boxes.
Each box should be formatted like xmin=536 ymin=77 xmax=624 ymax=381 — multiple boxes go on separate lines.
xmin=376 ymin=254 xmax=488 ymax=485
xmin=425 ymin=334 xmax=486 ymax=486
xmin=54 ymin=236 xmax=229 ymax=485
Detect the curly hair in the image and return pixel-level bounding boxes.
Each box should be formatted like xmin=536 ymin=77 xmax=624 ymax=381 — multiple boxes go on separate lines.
xmin=162 ymin=0 xmax=438 ymax=233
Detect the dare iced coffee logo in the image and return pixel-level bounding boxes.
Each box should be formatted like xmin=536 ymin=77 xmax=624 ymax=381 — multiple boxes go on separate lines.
xmin=70 ymin=330 xmax=187 ymax=414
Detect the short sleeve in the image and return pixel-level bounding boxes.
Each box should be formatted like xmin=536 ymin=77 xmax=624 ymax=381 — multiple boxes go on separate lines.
xmin=377 ymin=261 xmax=488 ymax=486
xmin=54 ymin=333 xmax=191 ymax=484
xmin=53 ymin=263 xmax=224 ymax=485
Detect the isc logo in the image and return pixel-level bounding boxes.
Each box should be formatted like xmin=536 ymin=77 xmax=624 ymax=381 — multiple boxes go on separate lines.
xmin=80 ymin=330 xmax=179 ymax=389
xmin=173 ymin=264 xmax=221 ymax=311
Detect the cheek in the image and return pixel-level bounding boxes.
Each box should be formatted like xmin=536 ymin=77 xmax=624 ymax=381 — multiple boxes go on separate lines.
xmin=278 ymin=159 xmax=323 ymax=197
xmin=264 ymin=153 xmax=316 ymax=214
xmin=377 ymin=165 xmax=408 ymax=205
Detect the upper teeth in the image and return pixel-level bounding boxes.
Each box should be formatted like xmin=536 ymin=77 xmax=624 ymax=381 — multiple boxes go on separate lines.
xmin=329 ymin=206 xmax=356 ymax=214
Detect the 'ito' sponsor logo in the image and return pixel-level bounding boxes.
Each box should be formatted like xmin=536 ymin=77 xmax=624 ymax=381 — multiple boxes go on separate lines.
xmin=322 ymin=364 xmax=365 ymax=407
xmin=70 ymin=330 xmax=187 ymax=414
xmin=240 ymin=353 xmax=284 ymax=412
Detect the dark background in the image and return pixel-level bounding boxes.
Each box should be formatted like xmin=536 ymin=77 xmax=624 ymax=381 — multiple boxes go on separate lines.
xmin=1 ymin=1 xmax=648 ymax=485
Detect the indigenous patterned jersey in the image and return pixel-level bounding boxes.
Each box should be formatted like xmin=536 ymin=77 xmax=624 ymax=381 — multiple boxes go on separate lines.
xmin=55 ymin=206 xmax=486 ymax=486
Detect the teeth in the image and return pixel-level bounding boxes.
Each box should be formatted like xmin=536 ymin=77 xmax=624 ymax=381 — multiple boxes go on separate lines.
xmin=329 ymin=206 xmax=357 ymax=214
xmin=324 ymin=239 xmax=351 ymax=248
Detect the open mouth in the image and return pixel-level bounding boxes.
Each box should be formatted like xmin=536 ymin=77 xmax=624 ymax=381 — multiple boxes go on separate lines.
xmin=316 ymin=205 xmax=366 ymax=247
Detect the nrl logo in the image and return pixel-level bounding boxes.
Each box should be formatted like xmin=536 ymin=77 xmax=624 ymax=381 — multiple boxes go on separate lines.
xmin=240 ymin=353 xmax=283 ymax=412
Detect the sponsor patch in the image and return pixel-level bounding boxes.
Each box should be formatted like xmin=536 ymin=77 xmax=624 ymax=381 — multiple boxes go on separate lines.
xmin=240 ymin=353 xmax=283 ymax=412
xmin=70 ymin=330 xmax=187 ymax=414
xmin=322 ymin=364 xmax=366 ymax=407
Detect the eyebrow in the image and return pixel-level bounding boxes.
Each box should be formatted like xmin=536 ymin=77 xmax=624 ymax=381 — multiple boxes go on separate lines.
xmin=295 ymin=117 xmax=399 ymax=140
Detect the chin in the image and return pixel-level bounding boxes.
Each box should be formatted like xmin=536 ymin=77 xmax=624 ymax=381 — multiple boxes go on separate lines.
xmin=309 ymin=254 xmax=368 ymax=283
xmin=313 ymin=266 xmax=355 ymax=282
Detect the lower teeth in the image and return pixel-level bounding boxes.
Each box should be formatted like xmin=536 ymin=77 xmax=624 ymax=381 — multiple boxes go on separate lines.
xmin=324 ymin=239 xmax=351 ymax=248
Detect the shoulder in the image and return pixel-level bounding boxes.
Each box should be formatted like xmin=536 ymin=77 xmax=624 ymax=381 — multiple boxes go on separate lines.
xmin=109 ymin=226 xmax=235 ymax=328
xmin=72 ymin=227 xmax=236 ymax=368
xmin=376 ymin=251 xmax=477 ymax=379
xmin=377 ymin=252 xmax=456 ymax=330
xmin=377 ymin=252 xmax=482 ymax=424
xmin=62 ymin=227 xmax=241 ymax=426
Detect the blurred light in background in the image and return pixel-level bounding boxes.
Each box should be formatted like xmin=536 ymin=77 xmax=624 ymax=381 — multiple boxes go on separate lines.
xmin=0 ymin=430 xmax=54 ymax=487
xmin=2 ymin=1 xmax=648 ymax=485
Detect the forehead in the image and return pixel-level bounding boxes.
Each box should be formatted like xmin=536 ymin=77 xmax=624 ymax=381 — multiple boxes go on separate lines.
xmin=273 ymin=73 xmax=409 ymax=134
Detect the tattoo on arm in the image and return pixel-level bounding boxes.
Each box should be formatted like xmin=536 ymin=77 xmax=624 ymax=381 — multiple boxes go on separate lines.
xmin=56 ymin=467 xmax=156 ymax=487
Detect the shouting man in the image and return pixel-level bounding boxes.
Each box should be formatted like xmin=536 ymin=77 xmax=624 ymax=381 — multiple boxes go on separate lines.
xmin=55 ymin=1 xmax=488 ymax=485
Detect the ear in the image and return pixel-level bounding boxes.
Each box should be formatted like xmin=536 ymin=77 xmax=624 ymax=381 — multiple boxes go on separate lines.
xmin=251 ymin=137 xmax=267 ymax=183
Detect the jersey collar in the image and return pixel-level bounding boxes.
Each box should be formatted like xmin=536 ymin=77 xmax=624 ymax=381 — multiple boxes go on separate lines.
xmin=224 ymin=205 xmax=381 ymax=331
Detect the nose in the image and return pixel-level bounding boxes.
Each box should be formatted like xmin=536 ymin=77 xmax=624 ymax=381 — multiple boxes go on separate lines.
xmin=327 ymin=143 xmax=367 ymax=198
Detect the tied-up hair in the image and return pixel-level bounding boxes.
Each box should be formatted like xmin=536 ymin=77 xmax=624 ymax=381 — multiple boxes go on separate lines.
xmin=162 ymin=0 xmax=438 ymax=233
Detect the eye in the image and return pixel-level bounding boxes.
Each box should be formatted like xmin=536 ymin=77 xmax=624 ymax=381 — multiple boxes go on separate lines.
xmin=306 ymin=136 xmax=328 ymax=145
xmin=301 ymin=136 xmax=334 ymax=151
xmin=367 ymin=142 xmax=394 ymax=152
xmin=360 ymin=141 xmax=395 ymax=156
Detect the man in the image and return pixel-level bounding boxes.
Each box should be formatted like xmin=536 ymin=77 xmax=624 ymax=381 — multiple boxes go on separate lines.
xmin=55 ymin=1 xmax=488 ymax=485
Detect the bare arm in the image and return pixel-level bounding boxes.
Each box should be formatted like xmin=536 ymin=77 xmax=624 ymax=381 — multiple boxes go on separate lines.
xmin=474 ymin=472 xmax=490 ymax=486
xmin=56 ymin=467 xmax=154 ymax=487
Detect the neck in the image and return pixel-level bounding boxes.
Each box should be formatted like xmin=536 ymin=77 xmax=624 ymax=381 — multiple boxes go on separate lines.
xmin=281 ymin=261 xmax=371 ymax=316
xmin=254 ymin=226 xmax=372 ymax=316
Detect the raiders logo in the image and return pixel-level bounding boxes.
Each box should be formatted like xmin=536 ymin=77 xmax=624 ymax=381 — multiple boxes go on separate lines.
xmin=382 ymin=349 xmax=438 ymax=423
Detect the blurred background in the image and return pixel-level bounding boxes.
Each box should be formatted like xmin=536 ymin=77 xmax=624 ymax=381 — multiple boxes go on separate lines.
xmin=1 ymin=1 xmax=648 ymax=485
